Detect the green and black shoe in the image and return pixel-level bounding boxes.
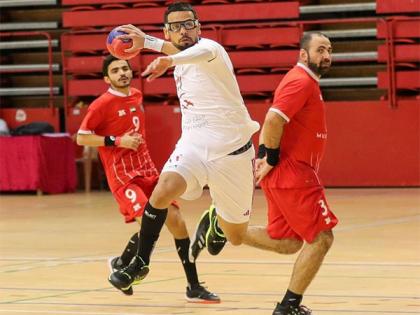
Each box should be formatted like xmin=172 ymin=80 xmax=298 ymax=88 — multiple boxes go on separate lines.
xmin=108 ymin=255 xmax=149 ymax=295
xmin=205 ymin=205 xmax=227 ymax=256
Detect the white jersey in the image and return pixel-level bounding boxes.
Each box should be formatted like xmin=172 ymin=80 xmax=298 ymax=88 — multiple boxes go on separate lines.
xmin=171 ymin=38 xmax=260 ymax=160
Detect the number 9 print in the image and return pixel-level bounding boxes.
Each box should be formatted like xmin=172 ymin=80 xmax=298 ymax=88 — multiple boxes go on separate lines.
xmin=125 ymin=188 xmax=142 ymax=212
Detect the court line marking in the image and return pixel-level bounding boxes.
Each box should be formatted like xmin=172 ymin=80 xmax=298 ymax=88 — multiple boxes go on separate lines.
xmin=1 ymin=287 xmax=419 ymax=300
xmin=0 ymin=311 xmax=165 ymax=315
xmin=1 ymin=256 xmax=420 ymax=267
xmin=1 ymin=304 xmax=419 ymax=314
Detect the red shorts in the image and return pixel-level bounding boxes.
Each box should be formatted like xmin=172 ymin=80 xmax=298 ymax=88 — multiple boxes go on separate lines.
xmin=113 ymin=176 xmax=178 ymax=223
xmin=261 ymin=184 xmax=338 ymax=243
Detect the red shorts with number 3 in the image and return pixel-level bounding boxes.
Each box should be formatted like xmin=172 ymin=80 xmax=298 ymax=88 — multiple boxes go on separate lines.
xmin=113 ymin=176 xmax=178 ymax=223
xmin=262 ymin=185 xmax=338 ymax=243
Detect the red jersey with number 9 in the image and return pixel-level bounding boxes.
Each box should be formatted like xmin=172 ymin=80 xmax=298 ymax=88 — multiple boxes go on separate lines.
xmin=78 ymin=87 xmax=158 ymax=192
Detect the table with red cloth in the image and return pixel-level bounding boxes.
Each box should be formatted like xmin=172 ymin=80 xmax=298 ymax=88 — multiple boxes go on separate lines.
xmin=0 ymin=134 xmax=77 ymax=194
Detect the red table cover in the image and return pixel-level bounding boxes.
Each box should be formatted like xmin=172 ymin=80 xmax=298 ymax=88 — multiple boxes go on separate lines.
xmin=0 ymin=135 xmax=77 ymax=194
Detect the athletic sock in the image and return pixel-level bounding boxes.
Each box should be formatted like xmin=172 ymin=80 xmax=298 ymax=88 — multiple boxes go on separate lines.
xmin=120 ymin=233 xmax=138 ymax=266
xmin=175 ymin=238 xmax=199 ymax=287
xmin=281 ymin=289 xmax=302 ymax=308
xmin=137 ymin=202 xmax=168 ymax=265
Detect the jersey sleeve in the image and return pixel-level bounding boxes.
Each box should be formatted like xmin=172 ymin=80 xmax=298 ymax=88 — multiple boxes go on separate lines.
xmin=171 ymin=39 xmax=218 ymax=66
xmin=270 ymin=77 xmax=313 ymax=122
xmin=78 ymin=102 xmax=104 ymax=135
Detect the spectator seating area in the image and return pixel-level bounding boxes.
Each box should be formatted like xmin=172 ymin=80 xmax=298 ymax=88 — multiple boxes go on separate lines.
xmin=0 ymin=0 xmax=419 ymax=187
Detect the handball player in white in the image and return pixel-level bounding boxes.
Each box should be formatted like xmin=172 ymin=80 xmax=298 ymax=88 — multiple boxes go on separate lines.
xmin=108 ymin=2 xmax=260 ymax=293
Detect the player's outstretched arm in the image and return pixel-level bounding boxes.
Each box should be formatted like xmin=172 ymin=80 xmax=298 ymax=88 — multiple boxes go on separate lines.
xmin=77 ymin=133 xmax=142 ymax=151
xmin=117 ymin=24 xmax=180 ymax=55
xmin=142 ymin=42 xmax=216 ymax=81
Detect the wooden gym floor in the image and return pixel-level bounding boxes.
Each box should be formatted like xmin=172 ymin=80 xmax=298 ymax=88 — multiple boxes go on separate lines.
xmin=0 ymin=188 xmax=419 ymax=315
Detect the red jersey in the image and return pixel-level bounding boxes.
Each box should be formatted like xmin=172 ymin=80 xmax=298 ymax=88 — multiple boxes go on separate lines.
xmin=270 ymin=63 xmax=327 ymax=172
xmin=78 ymin=87 xmax=158 ymax=192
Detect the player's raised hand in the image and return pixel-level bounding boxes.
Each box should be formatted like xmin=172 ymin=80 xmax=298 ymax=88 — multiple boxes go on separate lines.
xmin=118 ymin=132 xmax=142 ymax=151
xmin=117 ymin=24 xmax=146 ymax=53
xmin=255 ymin=158 xmax=273 ymax=185
xmin=141 ymin=56 xmax=172 ymax=82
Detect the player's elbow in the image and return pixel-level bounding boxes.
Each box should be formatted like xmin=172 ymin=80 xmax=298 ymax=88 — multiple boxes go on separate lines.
xmin=264 ymin=112 xmax=287 ymax=130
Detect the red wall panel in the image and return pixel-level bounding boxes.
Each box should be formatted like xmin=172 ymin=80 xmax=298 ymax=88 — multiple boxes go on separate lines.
xmin=144 ymin=105 xmax=182 ymax=171
xmin=377 ymin=71 xmax=420 ymax=89
xmin=376 ymin=0 xmax=420 ymax=14
xmin=377 ymin=19 xmax=420 ymax=39
xmin=145 ymin=101 xmax=420 ymax=186
xmin=319 ymin=100 xmax=420 ymax=186
xmin=63 ymin=2 xmax=298 ymax=28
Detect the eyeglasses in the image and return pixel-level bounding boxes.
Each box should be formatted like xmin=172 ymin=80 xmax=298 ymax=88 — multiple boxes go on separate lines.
xmin=165 ymin=19 xmax=198 ymax=32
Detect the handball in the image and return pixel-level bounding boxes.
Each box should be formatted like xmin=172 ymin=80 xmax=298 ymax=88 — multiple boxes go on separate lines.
xmin=106 ymin=27 xmax=140 ymax=60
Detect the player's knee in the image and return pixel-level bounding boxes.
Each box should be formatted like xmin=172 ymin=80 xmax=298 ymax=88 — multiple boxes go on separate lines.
xmin=226 ymin=232 xmax=246 ymax=246
xmin=228 ymin=237 xmax=243 ymax=246
xmin=152 ymin=175 xmax=186 ymax=205
xmin=315 ymin=230 xmax=334 ymax=253
xmin=281 ymin=239 xmax=303 ymax=254
xmin=151 ymin=183 xmax=177 ymax=207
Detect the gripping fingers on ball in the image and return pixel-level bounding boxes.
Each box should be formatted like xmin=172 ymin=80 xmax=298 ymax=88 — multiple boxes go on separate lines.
xmin=118 ymin=24 xmax=136 ymax=33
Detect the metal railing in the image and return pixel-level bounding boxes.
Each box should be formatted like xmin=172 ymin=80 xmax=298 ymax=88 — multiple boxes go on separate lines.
xmin=0 ymin=31 xmax=56 ymax=114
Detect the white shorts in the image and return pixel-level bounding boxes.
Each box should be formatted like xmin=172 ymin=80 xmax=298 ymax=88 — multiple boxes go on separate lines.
xmin=161 ymin=144 xmax=255 ymax=224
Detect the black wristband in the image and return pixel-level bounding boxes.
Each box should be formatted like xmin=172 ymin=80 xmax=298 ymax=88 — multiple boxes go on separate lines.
xmin=104 ymin=135 xmax=116 ymax=146
xmin=266 ymin=147 xmax=280 ymax=166
xmin=257 ymin=144 xmax=266 ymax=159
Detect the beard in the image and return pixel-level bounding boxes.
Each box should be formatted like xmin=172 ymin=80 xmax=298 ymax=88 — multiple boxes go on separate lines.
xmin=173 ymin=36 xmax=198 ymax=51
xmin=111 ymin=77 xmax=131 ymax=88
xmin=307 ymin=55 xmax=331 ymax=77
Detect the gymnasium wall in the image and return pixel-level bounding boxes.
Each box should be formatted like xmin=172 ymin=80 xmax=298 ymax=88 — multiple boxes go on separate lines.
xmin=146 ymin=100 xmax=420 ymax=187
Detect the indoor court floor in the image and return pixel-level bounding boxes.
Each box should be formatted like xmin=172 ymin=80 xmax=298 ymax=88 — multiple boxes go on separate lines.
xmin=0 ymin=188 xmax=419 ymax=315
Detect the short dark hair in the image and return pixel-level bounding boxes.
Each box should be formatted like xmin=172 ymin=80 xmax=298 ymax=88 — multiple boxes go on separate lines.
xmin=102 ymin=54 xmax=131 ymax=77
xmin=300 ymin=32 xmax=329 ymax=51
xmin=164 ymin=2 xmax=198 ymax=24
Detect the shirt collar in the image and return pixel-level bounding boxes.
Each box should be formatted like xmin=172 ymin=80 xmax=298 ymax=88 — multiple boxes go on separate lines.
xmin=107 ymin=87 xmax=131 ymax=97
xmin=297 ymin=62 xmax=320 ymax=82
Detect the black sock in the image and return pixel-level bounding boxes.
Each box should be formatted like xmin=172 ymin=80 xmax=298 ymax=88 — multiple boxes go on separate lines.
xmin=120 ymin=233 xmax=138 ymax=266
xmin=174 ymin=238 xmax=199 ymax=287
xmin=281 ymin=289 xmax=302 ymax=308
xmin=137 ymin=202 xmax=168 ymax=265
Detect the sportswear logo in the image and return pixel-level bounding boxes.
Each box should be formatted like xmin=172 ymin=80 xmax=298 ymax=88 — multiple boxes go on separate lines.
xmin=133 ymin=203 xmax=141 ymax=212
xmin=181 ymin=99 xmax=194 ymax=109
xmin=243 ymin=209 xmax=250 ymax=216
xmin=118 ymin=109 xmax=127 ymax=117
xmin=211 ymin=240 xmax=226 ymax=243
xmin=144 ymin=210 xmax=157 ymax=220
